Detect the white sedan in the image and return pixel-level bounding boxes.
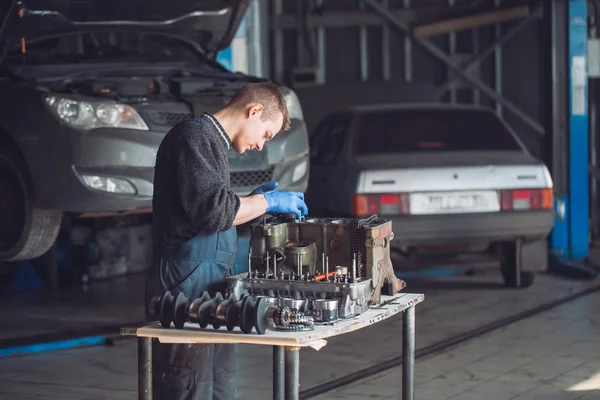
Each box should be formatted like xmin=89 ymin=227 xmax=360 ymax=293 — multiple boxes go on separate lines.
xmin=305 ymin=103 xmax=554 ymax=288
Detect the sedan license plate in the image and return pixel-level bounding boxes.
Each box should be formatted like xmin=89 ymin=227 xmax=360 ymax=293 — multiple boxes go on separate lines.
xmin=409 ymin=191 xmax=500 ymax=215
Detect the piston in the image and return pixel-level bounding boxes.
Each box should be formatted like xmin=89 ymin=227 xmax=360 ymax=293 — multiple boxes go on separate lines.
xmin=335 ymin=266 xmax=348 ymax=276
xmin=313 ymin=299 xmax=338 ymax=323
xmin=282 ymin=298 xmax=306 ymax=312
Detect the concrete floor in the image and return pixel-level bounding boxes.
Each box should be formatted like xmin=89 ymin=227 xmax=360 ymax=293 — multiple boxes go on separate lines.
xmin=1 ymin=269 xmax=600 ymax=399
xmin=314 ymin=289 xmax=600 ymax=400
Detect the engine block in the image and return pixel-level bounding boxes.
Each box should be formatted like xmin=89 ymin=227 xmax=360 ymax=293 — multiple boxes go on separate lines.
xmin=226 ymin=214 xmax=406 ymax=320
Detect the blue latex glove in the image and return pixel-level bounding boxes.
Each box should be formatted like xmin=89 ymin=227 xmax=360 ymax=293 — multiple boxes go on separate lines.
xmin=264 ymin=191 xmax=309 ymax=219
xmin=250 ymin=181 xmax=279 ymax=196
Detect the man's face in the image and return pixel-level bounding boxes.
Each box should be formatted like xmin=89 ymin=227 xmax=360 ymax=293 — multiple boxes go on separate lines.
xmin=234 ymin=104 xmax=283 ymax=154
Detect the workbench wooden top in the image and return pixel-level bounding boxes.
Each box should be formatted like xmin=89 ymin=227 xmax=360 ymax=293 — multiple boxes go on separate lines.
xmin=121 ymin=293 xmax=424 ymax=350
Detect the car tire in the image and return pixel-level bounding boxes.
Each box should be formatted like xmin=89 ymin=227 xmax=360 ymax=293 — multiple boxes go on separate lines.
xmin=0 ymin=144 xmax=62 ymax=262
xmin=497 ymin=241 xmax=535 ymax=289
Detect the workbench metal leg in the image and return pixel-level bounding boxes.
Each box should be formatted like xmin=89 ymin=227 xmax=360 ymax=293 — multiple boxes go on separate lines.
xmin=402 ymin=306 xmax=415 ymax=400
xmin=138 ymin=337 xmax=152 ymax=400
xmin=273 ymin=346 xmax=285 ymax=400
xmin=284 ymin=346 xmax=300 ymax=400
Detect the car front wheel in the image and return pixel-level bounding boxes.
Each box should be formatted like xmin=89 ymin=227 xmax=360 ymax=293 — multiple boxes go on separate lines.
xmin=0 ymin=145 xmax=62 ymax=262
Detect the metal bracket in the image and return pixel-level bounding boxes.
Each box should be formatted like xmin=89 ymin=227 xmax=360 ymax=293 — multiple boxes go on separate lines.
xmin=413 ymin=5 xmax=531 ymax=38
xmin=363 ymin=0 xmax=545 ymax=136
xmin=436 ymin=3 xmax=543 ymax=102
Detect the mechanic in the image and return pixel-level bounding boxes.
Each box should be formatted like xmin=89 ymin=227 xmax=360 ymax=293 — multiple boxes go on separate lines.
xmin=145 ymin=81 xmax=308 ymax=400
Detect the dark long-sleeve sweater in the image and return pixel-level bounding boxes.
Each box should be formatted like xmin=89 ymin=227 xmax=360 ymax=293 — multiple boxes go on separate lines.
xmin=152 ymin=113 xmax=241 ymax=246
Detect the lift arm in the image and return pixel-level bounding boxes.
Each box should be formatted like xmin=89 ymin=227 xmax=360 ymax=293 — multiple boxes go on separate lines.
xmin=547 ymin=0 xmax=598 ymax=277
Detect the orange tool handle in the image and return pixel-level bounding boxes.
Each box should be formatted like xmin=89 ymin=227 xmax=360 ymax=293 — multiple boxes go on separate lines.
xmin=315 ymin=271 xmax=337 ymax=281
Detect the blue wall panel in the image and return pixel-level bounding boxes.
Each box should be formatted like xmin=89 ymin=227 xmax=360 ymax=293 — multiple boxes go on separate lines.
xmin=216 ymin=17 xmax=247 ymax=72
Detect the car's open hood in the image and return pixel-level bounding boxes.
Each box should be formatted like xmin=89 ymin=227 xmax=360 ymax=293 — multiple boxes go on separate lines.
xmin=0 ymin=0 xmax=249 ymax=56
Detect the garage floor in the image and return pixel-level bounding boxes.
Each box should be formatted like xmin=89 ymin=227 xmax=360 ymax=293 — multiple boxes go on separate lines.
xmin=1 ymin=268 xmax=600 ymax=400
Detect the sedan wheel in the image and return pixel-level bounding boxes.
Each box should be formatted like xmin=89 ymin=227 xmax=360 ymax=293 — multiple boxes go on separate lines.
xmin=497 ymin=241 xmax=535 ymax=288
xmin=0 ymin=145 xmax=62 ymax=262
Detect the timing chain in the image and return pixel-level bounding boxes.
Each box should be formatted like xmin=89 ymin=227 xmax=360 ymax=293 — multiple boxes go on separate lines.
xmin=353 ymin=214 xmax=378 ymax=277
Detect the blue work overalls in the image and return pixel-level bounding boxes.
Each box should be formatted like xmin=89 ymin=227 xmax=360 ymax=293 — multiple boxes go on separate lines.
xmin=145 ymin=225 xmax=239 ymax=400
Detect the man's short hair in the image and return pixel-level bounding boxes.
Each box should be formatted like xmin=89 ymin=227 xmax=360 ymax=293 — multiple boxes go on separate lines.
xmin=228 ymin=81 xmax=291 ymax=131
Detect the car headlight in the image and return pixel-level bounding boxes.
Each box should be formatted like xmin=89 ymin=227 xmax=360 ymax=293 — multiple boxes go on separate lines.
xmin=43 ymin=95 xmax=149 ymax=131
xmin=281 ymin=87 xmax=304 ymax=121
xmin=81 ymin=175 xmax=137 ymax=194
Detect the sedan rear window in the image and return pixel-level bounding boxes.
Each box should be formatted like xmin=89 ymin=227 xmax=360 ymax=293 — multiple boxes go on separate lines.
xmin=353 ymin=108 xmax=522 ymax=155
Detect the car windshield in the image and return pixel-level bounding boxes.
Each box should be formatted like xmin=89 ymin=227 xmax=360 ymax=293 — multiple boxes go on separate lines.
xmin=3 ymin=31 xmax=206 ymax=65
xmin=353 ymin=108 xmax=522 ymax=155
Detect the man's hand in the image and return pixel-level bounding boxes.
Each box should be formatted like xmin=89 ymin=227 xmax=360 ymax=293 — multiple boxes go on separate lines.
xmin=264 ymin=191 xmax=308 ymax=219
xmin=250 ymin=181 xmax=279 ymax=196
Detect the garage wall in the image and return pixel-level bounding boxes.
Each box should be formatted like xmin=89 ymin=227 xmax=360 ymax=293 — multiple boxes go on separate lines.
xmin=499 ymin=18 xmax=546 ymax=158
xmin=265 ymin=0 xmax=546 ymax=158
xmin=295 ymin=81 xmax=440 ymax=136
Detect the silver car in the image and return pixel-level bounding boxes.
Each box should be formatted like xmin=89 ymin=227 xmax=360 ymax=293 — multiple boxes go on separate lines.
xmin=0 ymin=0 xmax=309 ymax=262
xmin=305 ymin=103 xmax=554 ymax=288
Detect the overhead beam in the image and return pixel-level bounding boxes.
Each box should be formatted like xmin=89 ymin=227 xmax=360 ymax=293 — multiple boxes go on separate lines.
xmin=363 ymin=0 xmax=545 ymax=136
xmin=274 ymin=9 xmax=417 ymax=30
xmin=413 ymin=5 xmax=530 ymax=38
xmin=436 ymin=3 xmax=542 ymax=97
xmin=272 ymin=5 xmax=542 ymax=31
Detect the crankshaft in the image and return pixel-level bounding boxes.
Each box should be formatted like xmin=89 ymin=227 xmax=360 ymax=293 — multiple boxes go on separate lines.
xmin=149 ymin=291 xmax=315 ymax=335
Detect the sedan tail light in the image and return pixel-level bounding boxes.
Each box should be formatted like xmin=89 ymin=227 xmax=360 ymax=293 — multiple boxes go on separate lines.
xmin=355 ymin=188 xmax=554 ymax=216
xmin=500 ymin=188 xmax=554 ymax=211
xmin=353 ymin=193 xmax=410 ymax=216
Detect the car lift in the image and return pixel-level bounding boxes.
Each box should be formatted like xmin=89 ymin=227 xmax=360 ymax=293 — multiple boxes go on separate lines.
xmin=547 ymin=0 xmax=600 ymax=279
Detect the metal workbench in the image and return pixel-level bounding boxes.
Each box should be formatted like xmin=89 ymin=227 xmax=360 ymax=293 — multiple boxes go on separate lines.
xmin=121 ymin=292 xmax=424 ymax=400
